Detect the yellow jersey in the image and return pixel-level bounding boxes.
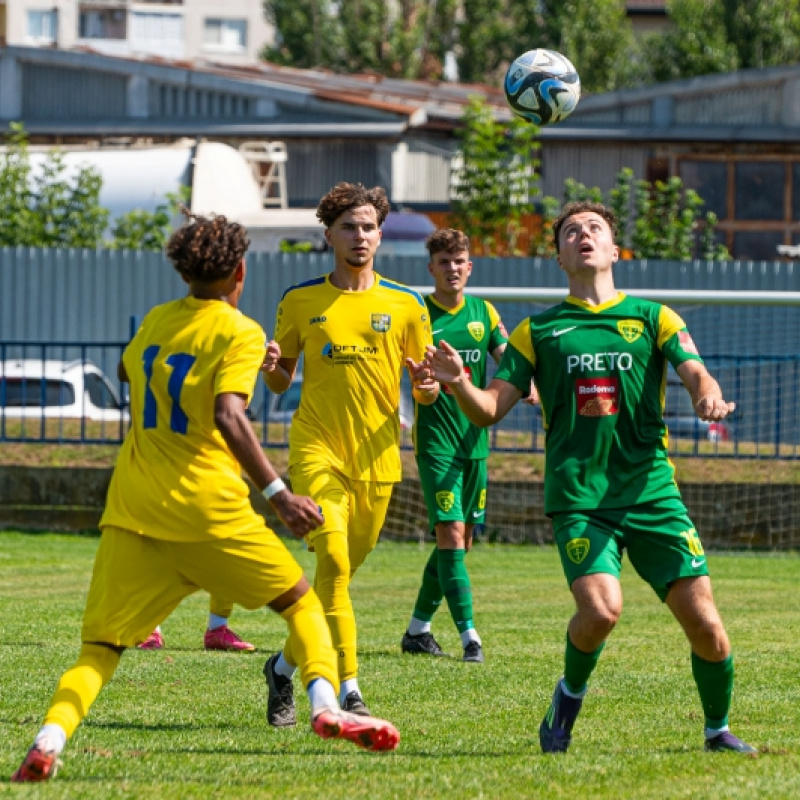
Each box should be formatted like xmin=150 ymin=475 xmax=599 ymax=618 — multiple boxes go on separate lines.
xmin=100 ymin=296 xmax=267 ymax=542
xmin=273 ymin=273 xmax=432 ymax=482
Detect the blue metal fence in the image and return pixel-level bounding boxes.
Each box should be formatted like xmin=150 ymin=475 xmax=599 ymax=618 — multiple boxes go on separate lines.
xmin=3 ymin=342 xmax=797 ymax=459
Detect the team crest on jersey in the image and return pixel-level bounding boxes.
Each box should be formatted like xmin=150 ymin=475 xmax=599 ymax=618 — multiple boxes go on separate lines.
xmin=371 ymin=313 xmax=391 ymax=332
xmin=467 ymin=321 xmax=485 ymax=342
xmin=436 ymin=491 xmax=455 ymax=512
xmin=617 ymin=319 xmax=644 ymax=343
xmin=566 ymin=538 xmax=590 ymax=564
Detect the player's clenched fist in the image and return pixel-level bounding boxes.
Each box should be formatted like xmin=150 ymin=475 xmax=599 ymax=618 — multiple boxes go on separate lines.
xmin=261 ymin=340 xmax=282 ymax=373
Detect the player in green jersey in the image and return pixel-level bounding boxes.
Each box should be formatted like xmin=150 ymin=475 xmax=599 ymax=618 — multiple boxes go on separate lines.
xmin=401 ymin=229 xmax=509 ymax=663
xmin=421 ymin=201 xmax=755 ymax=754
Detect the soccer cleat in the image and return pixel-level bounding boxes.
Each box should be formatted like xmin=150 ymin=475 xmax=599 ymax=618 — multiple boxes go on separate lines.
xmin=263 ymin=653 xmax=296 ymax=727
xmin=401 ymin=630 xmax=445 ymax=657
xmin=137 ymin=629 xmax=164 ymax=650
xmin=704 ymin=731 xmax=758 ymax=754
xmin=341 ymin=691 xmax=371 ymax=716
xmin=204 ymin=625 xmax=255 ymax=652
xmin=11 ymin=743 xmax=61 ymax=783
xmin=312 ymin=707 xmax=399 ymax=752
xmin=462 ymin=641 xmax=484 ymax=663
xmin=539 ymin=679 xmax=584 ymax=753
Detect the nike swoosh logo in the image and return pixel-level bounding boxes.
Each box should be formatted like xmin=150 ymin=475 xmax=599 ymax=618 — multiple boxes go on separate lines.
xmin=432 ymin=329 xmax=445 ymax=335
xmin=472 ymin=511 xmax=484 ymax=518
xmin=692 ymin=557 xmax=705 ymax=569
xmin=552 ymin=326 xmax=577 ymax=337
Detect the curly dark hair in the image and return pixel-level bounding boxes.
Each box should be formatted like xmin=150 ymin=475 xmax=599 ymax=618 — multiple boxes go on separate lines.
xmin=552 ymin=201 xmax=618 ymax=254
xmin=316 ymin=182 xmax=390 ymax=228
xmin=425 ymin=228 xmax=470 ymax=257
xmin=165 ymin=211 xmax=250 ymax=282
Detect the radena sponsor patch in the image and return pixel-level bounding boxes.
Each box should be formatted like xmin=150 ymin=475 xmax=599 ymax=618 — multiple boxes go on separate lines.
xmin=575 ymin=378 xmax=619 ymax=417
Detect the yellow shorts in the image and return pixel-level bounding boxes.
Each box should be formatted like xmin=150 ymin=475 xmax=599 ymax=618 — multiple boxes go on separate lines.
xmin=81 ymin=525 xmax=304 ymax=648
xmin=289 ymin=462 xmax=393 ymax=572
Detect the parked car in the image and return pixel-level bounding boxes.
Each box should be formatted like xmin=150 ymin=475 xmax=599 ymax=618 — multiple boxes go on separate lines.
xmin=262 ymin=374 xmax=413 ymax=430
xmin=664 ymin=377 xmax=730 ymax=442
xmin=0 ymin=359 xmax=129 ymax=423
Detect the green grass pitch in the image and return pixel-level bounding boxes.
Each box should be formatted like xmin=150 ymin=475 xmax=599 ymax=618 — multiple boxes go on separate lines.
xmin=1 ymin=532 xmax=799 ymax=798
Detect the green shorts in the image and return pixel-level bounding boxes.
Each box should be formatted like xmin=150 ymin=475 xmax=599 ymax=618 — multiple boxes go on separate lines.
xmin=550 ymin=498 xmax=709 ymax=602
xmin=416 ymin=453 xmax=487 ymax=530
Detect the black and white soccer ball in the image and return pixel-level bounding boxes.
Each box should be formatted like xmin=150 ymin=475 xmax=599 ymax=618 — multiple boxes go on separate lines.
xmin=503 ymin=49 xmax=581 ymax=125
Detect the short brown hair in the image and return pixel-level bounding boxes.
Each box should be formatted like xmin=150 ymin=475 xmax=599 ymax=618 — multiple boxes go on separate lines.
xmin=425 ymin=228 xmax=470 ymax=258
xmin=166 ymin=212 xmax=250 ymax=282
xmin=552 ymin=201 xmax=618 ymax=254
xmin=316 ymin=182 xmax=391 ymax=228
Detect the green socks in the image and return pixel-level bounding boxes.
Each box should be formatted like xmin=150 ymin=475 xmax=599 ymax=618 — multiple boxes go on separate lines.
xmin=411 ymin=548 xmax=474 ymax=634
xmin=411 ymin=547 xmax=443 ymax=622
xmin=439 ymin=549 xmax=474 ymax=634
xmin=563 ymin=633 xmax=604 ymax=694
xmin=692 ymin=651 xmax=734 ymax=730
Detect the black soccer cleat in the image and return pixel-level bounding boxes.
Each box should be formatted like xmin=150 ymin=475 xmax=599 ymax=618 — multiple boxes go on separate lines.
xmin=704 ymin=731 xmax=757 ymax=754
xmin=263 ymin=653 xmax=296 ymax=727
xmin=401 ymin=630 xmax=446 ymax=657
xmin=341 ymin=691 xmax=371 ymax=717
xmin=462 ymin=641 xmax=484 ymax=663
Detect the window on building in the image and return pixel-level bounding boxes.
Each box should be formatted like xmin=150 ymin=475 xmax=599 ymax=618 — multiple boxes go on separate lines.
xmin=26 ymin=10 xmax=57 ymax=42
xmin=734 ymin=162 xmax=784 ymax=221
xmin=203 ymin=18 xmax=247 ymax=52
xmin=678 ymin=160 xmax=727 ymax=219
xmin=79 ymin=7 xmax=127 ymax=40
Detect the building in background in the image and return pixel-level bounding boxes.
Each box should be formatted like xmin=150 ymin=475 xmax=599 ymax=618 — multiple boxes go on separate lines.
xmin=0 ymin=0 xmax=273 ymax=65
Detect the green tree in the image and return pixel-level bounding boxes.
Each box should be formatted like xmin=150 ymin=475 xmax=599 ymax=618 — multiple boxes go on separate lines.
xmin=0 ymin=123 xmax=108 ymax=248
xmin=539 ymin=0 xmax=642 ymax=92
xmin=109 ymin=187 xmax=189 ymax=251
xmin=644 ymin=0 xmax=800 ymax=82
xmin=450 ymin=96 xmax=540 ymax=255
xmin=263 ymin=0 xmax=457 ymax=79
xmin=538 ymin=168 xmax=728 ymax=260
xmin=262 ymin=0 xmax=342 ymax=69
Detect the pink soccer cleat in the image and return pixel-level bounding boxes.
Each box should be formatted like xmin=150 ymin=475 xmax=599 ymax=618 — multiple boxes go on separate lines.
xmin=312 ymin=707 xmax=399 ymax=752
xmin=137 ymin=629 xmax=164 ymax=650
xmin=204 ymin=625 xmax=255 ymax=652
xmin=11 ymin=743 xmax=61 ymax=783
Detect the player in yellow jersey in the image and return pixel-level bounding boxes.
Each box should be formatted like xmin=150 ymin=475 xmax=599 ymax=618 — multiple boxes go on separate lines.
xmin=11 ymin=212 xmax=399 ymax=783
xmin=262 ymin=182 xmax=439 ymax=724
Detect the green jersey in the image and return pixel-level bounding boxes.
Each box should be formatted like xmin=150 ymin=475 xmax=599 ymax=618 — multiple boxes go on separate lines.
xmin=414 ymin=294 xmax=507 ymax=459
xmin=494 ymin=293 xmax=703 ymax=514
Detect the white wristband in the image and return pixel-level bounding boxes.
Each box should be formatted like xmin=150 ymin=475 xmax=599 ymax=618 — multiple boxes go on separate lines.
xmin=262 ymin=478 xmax=287 ymax=500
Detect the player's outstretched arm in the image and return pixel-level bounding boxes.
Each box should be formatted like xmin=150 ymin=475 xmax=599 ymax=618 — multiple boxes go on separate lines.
xmin=214 ymin=392 xmax=323 ymax=537
xmin=676 ymin=360 xmax=736 ymax=422
xmin=427 ymin=341 xmax=522 ymax=427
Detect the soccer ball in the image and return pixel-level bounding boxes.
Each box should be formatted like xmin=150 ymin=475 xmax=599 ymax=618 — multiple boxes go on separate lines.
xmin=503 ymin=49 xmax=581 ymax=125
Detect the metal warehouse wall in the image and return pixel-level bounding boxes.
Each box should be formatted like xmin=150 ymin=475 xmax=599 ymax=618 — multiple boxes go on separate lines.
xmin=1 ymin=248 xmax=798 ymax=444
xmin=1 ymin=248 xmax=798 ymax=349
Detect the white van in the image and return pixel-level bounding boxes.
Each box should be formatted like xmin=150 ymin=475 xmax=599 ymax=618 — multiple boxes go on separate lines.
xmin=0 ymin=359 xmax=129 ymax=423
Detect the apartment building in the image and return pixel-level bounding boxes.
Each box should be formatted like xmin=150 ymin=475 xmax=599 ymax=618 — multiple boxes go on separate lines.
xmin=0 ymin=0 xmax=274 ymax=65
